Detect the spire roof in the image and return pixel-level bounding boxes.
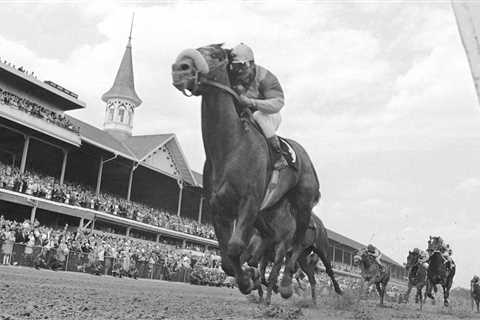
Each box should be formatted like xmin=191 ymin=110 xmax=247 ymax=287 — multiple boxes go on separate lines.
xmin=102 ymin=21 xmax=142 ymax=106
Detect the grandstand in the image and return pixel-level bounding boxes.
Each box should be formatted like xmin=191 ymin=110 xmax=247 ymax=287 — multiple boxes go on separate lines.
xmin=0 ymin=33 xmax=406 ymax=284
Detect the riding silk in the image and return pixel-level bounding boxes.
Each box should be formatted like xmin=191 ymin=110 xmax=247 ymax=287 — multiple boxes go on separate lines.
xmin=236 ymin=65 xmax=284 ymax=138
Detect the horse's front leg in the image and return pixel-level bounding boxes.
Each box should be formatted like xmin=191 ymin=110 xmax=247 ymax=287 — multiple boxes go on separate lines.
xmin=212 ymin=212 xmax=235 ymax=276
xmin=279 ymin=211 xmax=309 ymax=299
xmin=227 ymin=198 xmax=258 ymax=294
xmin=443 ymin=284 xmax=450 ymax=307
xmin=298 ymin=254 xmax=317 ymax=305
xmin=404 ymin=283 xmax=412 ymax=303
xmin=266 ymin=242 xmax=286 ymax=305
xmin=425 ymin=280 xmax=434 ymax=300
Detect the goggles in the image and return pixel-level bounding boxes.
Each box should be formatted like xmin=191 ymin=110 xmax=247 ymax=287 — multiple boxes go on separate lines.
xmin=230 ymin=61 xmax=252 ymax=73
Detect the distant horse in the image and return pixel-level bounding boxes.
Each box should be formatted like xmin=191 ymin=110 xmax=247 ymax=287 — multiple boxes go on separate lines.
xmin=426 ymin=251 xmax=455 ymax=307
xmin=471 ymin=280 xmax=480 ymax=312
xmin=402 ymin=250 xmax=427 ymax=310
xmin=245 ymin=205 xmax=342 ymax=305
xmin=353 ymin=251 xmax=390 ymax=305
xmin=172 ymin=44 xmax=319 ymax=296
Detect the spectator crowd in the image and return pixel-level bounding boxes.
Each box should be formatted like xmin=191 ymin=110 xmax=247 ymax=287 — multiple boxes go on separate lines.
xmin=0 ymin=216 xmax=228 ymax=287
xmin=0 ymin=86 xmax=80 ymax=134
xmin=0 ymin=161 xmax=217 ymax=240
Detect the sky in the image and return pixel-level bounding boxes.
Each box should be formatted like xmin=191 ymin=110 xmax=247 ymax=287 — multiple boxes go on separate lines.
xmin=1 ymin=0 xmax=480 ymax=288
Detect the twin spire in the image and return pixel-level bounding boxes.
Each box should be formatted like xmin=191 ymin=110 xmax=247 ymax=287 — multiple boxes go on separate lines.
xmin=102 ymin=13 xmax=142 ymax=140
xmin=102 ymin=13 xmax=141 ymax=106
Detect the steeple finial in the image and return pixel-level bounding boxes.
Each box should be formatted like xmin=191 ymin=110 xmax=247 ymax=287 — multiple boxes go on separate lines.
xmin=128 ymin=12 xmax=135 ymax=46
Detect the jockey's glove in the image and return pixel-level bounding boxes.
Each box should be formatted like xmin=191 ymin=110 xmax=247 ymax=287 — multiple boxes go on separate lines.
xmin=238 ymin=94 xmax=255 ymax=109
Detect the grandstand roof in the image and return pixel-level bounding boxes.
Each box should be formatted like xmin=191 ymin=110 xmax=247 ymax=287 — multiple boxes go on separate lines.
xmin=326 ymin=227 xmax=402 ymax=267
xmin=0 ymin=61 xmax=86 ymax=111
xmin=124 ymin=134 xmax=173 ymax=160
xmin=65 ymin=115 xmax=198 ymax=186
xmin=192 ymin=171 xmax=203 ymax=187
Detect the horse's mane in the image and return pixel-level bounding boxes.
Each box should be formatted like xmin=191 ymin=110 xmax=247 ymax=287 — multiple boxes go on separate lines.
xmin=196 ymin=43 xmax=230 ymax=68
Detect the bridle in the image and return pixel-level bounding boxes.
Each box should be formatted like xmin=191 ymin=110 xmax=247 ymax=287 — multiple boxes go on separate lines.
xmin=176 ymin=58 xmax=240 ymax=102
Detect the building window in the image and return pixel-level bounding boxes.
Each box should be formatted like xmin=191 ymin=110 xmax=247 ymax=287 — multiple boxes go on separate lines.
xmin=108 ymin=107 xmax=114 ymax=121
xmin=119 ymin=107 xmax=125 ymax=123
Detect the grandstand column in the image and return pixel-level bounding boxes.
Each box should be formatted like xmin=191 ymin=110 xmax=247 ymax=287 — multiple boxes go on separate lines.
xmin=156 ymin=234 xmax=160 ymax=243
xmin=176 ymin=179 xmax=184 ymax=217
xmin=96 ymin=156 xmax=103 ymax=195
xmin=126 ymin=163 xmax=138 ymax=201
xmin=20 ymin=135 xmax=30 ymax=173
xmin=197 ymin=196 xmax=204 ymax=223
xmin=59 ymin=149 xmax=69 ymax=185
xmin=30 ymin=203 xmax=37 ymax=224
xmin=126 ymin=226 xmax=131 ymax=237
xmin=79 ymin=218 xmax=84 ymax=229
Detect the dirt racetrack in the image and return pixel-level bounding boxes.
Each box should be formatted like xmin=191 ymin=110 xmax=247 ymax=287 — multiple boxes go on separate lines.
xmin=0 ymin=266 xmax=478 ymax=320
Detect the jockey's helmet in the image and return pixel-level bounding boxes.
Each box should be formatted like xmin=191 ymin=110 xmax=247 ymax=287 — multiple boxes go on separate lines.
xmin=473 ymin=275 xmax=480 ymax=282
xmin=231 ymin=43 xmax=254 ymax=63
xmin=230 ymin=43 xmax=256 ymax=87
xmin=367 ymin=244 xmax=376 ymax=253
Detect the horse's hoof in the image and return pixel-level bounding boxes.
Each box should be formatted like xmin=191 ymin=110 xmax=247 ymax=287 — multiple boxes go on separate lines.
xmin=444 ymin=301 xmax=449 ymax=307
xmin=238 ymin=278 xmax=253 ymax=295
xmin=279 ymin=285 xmax=293 ymax=299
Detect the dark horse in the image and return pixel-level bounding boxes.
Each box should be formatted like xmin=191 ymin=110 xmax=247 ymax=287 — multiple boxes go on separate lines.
xmin=353 ymin=251 xmax=390 ymax=305
xmin=426 ymin=251 xmax=455 ymax=307
xmin=471 ymin=279 xmax=480 ymax=312
xmin=245 ymin=205 xmax=342 ymax=305
xmin=402 ymin=250 xmax=427 ymax=310
xmin=171 ymin=44 xmax=319 ymax=296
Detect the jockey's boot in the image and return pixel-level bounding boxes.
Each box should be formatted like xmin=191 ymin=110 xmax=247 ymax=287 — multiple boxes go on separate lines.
xmin=267 ymin=136 xmax=288 ymax=170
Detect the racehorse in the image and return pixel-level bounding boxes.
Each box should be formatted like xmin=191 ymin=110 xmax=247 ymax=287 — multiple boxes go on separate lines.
xmin=353 ymin=250 xmax=390 ymax=305
xmin=402 ymin=250 xmax=427 ymax=310
xmin=426 ymin=251 xmax=455 ymax=307
xmin=245 ymin=205 xmax=342 ymax=305
xmin=172 ymin=44 xmax=320 ymax=296
xmin=471 ymin=279 xmax=480 ymax=312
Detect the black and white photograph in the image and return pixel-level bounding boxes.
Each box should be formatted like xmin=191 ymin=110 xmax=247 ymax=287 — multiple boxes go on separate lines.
xmin=1 ymin=1 xmax=480 ymax=319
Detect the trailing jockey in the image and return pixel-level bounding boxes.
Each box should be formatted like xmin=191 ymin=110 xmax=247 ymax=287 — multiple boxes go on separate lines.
xmin=229 ymin=43 xmax=288 ymax=170
xmin=427 ymin=236 xmax=455 ymax=272
xmin=413 ymin=247 xmax=429 ymax=269
xmin=360 ymin=244 xmax=385 ymax=271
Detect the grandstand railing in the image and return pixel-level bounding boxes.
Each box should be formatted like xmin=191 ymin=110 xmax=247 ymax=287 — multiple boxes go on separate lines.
xmin=0 ymin=188 xmax=217 ymax=247
xmin=0 ymin=103 xmax=81 ymax=146
xmin=1 ymin=242 xmax=190 ymax=282
xmin=1 ymin=241 xmax=406 ymax=291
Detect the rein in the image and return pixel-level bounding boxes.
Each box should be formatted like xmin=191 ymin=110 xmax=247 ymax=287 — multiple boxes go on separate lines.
xmin=197 ymin=59 xmax=240 ymax=102
xmin=175 ymin=58 xmax=240 ymax=101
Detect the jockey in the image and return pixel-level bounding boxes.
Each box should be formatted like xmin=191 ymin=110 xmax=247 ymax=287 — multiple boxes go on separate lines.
xmin=366 ymin=244 xmax=382 ymax=266
xmin=413 ymin=248 xmax=429 ymax=269
xmin=472 ymin=275 xmax=480 ymax=285
xmin=445 ymin=245 xmax=455 ymax=269
xmin=229 ymin=43 xmax=288 ymax=170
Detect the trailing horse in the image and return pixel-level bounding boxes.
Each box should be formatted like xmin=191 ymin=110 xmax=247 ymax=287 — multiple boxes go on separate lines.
xmin=171 ymin=44 xmax=319 ymax=296
xmin=471 ymin=280 xmax=480 ymax=312
xmin=245 ymin=206 xmax=342 ymax=305
xmin=402 ymin=250 xmax=427 ymax=310
xmin=353 ymin=250 xmax=390 ymax=305
xmin=426 ymin=251 xmax=455 ymax=307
